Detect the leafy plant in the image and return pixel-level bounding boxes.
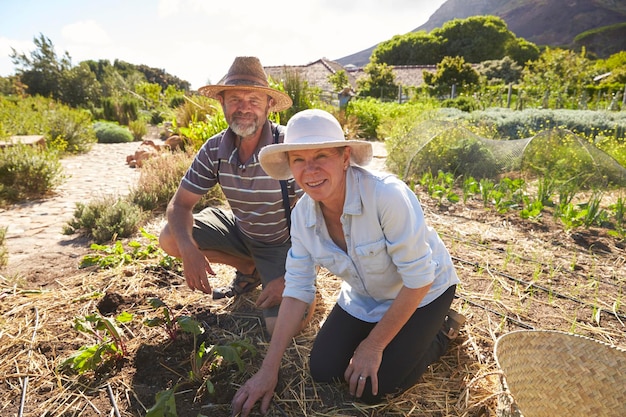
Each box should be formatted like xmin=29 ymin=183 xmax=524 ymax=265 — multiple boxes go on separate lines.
xmin=144 ymin=298 xmax=198 ymax=341
xmin=79 ymin=228 xmax=166 ymax=268
xmin=60 ymin=311 xmax=133 ymax=374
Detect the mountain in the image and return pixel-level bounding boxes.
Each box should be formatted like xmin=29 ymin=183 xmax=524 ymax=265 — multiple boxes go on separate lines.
xmin=336 ymin=0 xmax=626 ymax=67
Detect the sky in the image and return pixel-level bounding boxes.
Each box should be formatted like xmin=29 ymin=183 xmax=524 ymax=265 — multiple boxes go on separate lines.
xmin=0 ymin=0 xmax=447 ymax=90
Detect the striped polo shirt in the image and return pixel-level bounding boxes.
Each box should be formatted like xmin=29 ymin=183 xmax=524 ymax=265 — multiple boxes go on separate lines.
xmin=181 ymin=121 xmax=302 ymax=245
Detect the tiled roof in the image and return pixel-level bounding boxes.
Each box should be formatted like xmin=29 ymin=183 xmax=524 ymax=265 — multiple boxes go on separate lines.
xmin=265 ymin=58 xmax=437 ymax=93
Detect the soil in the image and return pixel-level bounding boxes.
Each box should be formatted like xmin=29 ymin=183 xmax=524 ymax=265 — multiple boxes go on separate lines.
xmin=1 ymin=179 xmax=625 ymax=417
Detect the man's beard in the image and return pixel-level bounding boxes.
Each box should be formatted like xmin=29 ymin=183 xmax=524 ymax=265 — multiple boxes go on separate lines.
xmin=230 ymin=113 xmax=261 ymax=138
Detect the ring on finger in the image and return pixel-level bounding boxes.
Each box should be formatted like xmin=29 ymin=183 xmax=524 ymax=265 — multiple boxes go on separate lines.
xmin=358 ymin=375 xmax=366 ymax=381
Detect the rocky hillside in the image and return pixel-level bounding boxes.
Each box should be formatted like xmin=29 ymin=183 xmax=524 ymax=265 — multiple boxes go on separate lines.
xmin=337 ymin=0 xmax=626 ymax=67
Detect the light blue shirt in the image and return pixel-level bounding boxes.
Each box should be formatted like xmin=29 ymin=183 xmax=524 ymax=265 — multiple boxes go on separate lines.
xmin=283 ymin=166 xmax=460 ymax=323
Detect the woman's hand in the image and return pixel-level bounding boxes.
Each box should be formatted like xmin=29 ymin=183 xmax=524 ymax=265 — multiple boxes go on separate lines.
xmin=231 ymin=366 xmax=278 ymax=417
xmin=344 ymin=339 xmax=383 ymax=398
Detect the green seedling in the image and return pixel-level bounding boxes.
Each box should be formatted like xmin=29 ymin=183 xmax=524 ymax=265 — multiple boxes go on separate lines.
xmin=144 ymin=298 xmax=196 ymax=341
xmin=61 ymin=311 xmax=133 ymax=374
xmin=79 ymin=228 xmax=169 ymax=269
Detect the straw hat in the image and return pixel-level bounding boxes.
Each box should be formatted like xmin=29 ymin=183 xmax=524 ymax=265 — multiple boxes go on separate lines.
xmin=495 ymin=330 xmax=626 ymax=417
xmin=198 ymin=56 xmax=292 ymax=112
xmin=259 ymin=109 xmax=373 ymax=180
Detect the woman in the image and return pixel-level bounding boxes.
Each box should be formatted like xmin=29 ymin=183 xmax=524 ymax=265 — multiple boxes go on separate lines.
xmin=231 ymin=109 xmax=463 ymax=417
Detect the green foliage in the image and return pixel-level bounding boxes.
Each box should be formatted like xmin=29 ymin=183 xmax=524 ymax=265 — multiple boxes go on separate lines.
xmin=144 ymin=297 xmax=201 ymax=342
xmin=476 ymin=57 xmax=523 ymax=85
xmin=45 ymin=104 xmax=97 ymax=153
xmin=129 ymin=148 xmax=225 ymax=212
xmin=128 ymin=119 xmax=147 ymax=141
xmin=357 ymin=62 xmax=399 ymax=101
xmin=93 ymin=121 xmax=134 ymax=143
xmin=328 ymin=69 xmax=351 ymax=91
xmin=434 ymin=16 xmax=515 ymax=63
xmin=372 ymin=31 xmax=443 ymax=65
xmin=279 ymin=69 xmax=319 ymax=118
xmin=0 ymin=95 xmax=96 ymax=154
xmin=520 ymin=48 xmax=595 ymax=108
xmin=65 ymin=197 xmax=145 ymax=243
xmin=102 ymin=96 xmax=140 ymax=125
xmin=0 ymin=144 xmax=63 ymax=204
xmin=423 ymin=56 xmax=480 ymax=97
xmin=10 ymin=34 xmax=71 ymax=100
xmin=79 ymin=229 xmax=165 ymax=269
xmin=371 ymin=16 xmax=536 ymax=67
xmin=418 ymin=171 xmax=460 ymax=205
xmin=60 ymin=311 xmax=133 ymax=374
xmin=442 ymin=96 xmax=479 ymax=112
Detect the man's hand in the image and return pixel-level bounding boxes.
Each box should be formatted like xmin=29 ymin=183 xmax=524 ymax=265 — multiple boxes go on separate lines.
xmin=255 ymin=276 xmax=285 ymax=310
xmin=181 ymin=246 xmax=215 ymax=294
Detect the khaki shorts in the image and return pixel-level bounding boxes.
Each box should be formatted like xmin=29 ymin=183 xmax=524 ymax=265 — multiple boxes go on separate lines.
xmin=192 ymin=207 xmax=290 ymax=318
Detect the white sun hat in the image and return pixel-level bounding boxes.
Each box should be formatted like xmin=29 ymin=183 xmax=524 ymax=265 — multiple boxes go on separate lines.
xmin=259 ymin=109 xmax=373 ymax=180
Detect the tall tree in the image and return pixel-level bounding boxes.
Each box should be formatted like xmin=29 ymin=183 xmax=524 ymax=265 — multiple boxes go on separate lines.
xmin=10 ymin=34 xmax=71 ymax=99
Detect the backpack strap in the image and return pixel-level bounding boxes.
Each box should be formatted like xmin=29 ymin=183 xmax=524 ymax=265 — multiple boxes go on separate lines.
xmin=274 ymin=125 xmax=292 ymax=230
xmin=215 ymin=125 xmax=292 ymax=230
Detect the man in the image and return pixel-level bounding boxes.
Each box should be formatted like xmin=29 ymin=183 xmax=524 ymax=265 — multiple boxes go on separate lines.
xmin=159 ymin=56 xmax=303 ymax=335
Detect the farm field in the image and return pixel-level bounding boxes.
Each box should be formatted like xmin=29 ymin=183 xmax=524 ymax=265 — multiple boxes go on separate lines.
xmin=1 ymin=185 xmax=625 ymax=417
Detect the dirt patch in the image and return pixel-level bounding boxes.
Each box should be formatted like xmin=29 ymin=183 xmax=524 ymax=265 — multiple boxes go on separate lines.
xmin=1 ymin=192 xmax=625 ymax=417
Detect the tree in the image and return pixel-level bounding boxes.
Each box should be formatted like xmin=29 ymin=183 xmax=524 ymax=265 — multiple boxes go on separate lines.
xmin=433 ymin=16 xmax=515 ymax=63
xmin=476 ymin=57 xmax=523 ymax=85
xmin=423 ymin=56 xmax=480 ymax=97
xmin=356 ymin=62 xmax=398 ymax=101
xmin=10 ymin=33 xmax=71 ymax=99
xmin=372 ymin=32 xmax=443 ymax=65
xmin=60 ymin=62 xmax=102 ymax=107
xmin=520 ymin=47 xmax=594 ymax=107
xmin=328 ymin=69 xmax=351 ymax=92
xmin=506 ymin=38 xmax=540 ymax=66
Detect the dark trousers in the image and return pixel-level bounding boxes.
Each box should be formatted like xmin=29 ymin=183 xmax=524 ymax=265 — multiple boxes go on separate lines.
xmin=309 ymin=285 xmax=456 ymax=404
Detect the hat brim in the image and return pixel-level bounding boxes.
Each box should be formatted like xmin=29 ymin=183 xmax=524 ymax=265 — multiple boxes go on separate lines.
xmin=259 ymin=139 xmax=373 ymax=180
xmin=198 ymin=84 xmax=293 ymax=112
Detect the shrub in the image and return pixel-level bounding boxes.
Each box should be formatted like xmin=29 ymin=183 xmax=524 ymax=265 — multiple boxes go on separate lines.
xmin=129 ymin=119 xmax=148 ymax=141
xmin=65 ymin=197 xmax=146 ymax=243
xmin=0 ymin=144 xmax=63 ymax=205
xmin=45 ymin=105 xmax=97 ymax=154
xmin=129 ymin=149 xmax=224 ymax=212
xmin=94 ymin=121 xmax=134 ymax=143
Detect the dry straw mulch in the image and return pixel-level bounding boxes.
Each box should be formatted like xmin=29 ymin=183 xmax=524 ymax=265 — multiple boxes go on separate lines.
xmin=1 ymin=196 xmax=625 ymax=417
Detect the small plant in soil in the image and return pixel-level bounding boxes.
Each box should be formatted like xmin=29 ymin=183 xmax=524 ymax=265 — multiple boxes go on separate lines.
xmin=60 ymin=311 xmax=133 ymax=374
xmin=144 ymin=297 xmax=197 ymax=341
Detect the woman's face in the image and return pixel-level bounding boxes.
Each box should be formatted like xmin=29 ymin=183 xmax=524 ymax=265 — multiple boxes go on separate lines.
xmin=288 ymin=147 xmax=350 ymax=205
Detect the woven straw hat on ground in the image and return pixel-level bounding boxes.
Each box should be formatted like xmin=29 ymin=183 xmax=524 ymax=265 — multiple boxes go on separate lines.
xmin=198 ymin=56 xmax=292 ymax=112
xmin=495 ymin=330 xmax=626 ymax=417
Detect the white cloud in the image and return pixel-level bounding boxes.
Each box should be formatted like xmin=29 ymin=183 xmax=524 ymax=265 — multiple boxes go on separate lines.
xmin=61 ymin=20 xmax=111 ymax=45
xmin=158 ymin=0 xmax=181 ymax=18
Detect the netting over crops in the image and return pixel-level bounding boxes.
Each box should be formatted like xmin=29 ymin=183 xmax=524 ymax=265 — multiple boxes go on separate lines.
xmin=385 ymin=120 xmax=626 ymax=188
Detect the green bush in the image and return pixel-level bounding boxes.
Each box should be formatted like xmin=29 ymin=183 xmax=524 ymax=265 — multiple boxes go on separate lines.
xmin=0 ymin=144 xmax=63 ymax=205
xmin=129 ymin=149 xmax=224 ymax=212
xmin=65 ymin=197 xmax=146 ymax=243
xmin=94 ymin=121 xmax=134 ymax=143
xmin=0 ymin=96 xmax=96 ymax=154
xmin=45 ymin=105 xmax=97 ymax=153
xmin=129 ymin=119 xmax=147 ymax=141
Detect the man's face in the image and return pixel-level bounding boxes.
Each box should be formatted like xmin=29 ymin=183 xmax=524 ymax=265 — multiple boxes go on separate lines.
xmin=220 ymin=90 xmax=273 ymax=138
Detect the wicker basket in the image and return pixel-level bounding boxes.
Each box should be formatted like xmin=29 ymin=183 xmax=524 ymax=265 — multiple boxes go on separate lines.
xmin=494 ymin=330 xmax=626 ymax=417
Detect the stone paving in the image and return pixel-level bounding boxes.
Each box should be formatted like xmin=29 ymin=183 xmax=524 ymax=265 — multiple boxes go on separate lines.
xmin=0 ymin=140 xmax=388 ymax=274
xmin=0 ymin=141 xmax=142 ymax=271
